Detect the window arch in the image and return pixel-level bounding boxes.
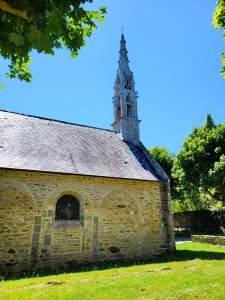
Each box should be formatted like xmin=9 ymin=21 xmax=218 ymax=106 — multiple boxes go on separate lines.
xmin=55 ymin=195 xmax=79 ymax=220
xmin=125 ymin=78 xmax=131 ymax=90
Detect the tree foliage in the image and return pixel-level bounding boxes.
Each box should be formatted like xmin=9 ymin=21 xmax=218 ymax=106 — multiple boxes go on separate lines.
xmin=0 ymin=0 xmax=106 ymax=83
xmin=172 ymin=113 xmax=225 ymax=206
xmin=212 ymin=0 xmax=225 ymax=78
xmin=148 ymin=146 xmax=176 ymax=198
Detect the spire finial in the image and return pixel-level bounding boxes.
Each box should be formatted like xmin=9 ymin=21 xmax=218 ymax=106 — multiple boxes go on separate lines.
xmin=121 ymin=27 xmax=124 ymax=34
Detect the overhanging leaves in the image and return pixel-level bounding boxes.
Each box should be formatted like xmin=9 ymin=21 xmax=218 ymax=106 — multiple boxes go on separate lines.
xmin=212 ymin=0 xmax=225 ymax=78
xmin=0 ymin=0 xmax=107 ymax=86
xmin=9 ymin=32 xmax=25 ymax=46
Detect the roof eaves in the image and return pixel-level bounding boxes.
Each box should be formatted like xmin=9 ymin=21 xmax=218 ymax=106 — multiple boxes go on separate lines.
xmin=0 ymin=167 xmax=160 ymax=182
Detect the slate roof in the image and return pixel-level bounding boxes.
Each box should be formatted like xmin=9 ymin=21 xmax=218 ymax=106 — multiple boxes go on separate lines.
xmin=0 ymin=110 xmax=159 ymax=181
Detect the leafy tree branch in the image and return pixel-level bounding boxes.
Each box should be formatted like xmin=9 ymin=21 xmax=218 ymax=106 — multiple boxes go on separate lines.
xmin=0 ymin=0 xmax=106 ymax=86
xmin=212 ymin=0 xmax=225 ymax=77
xmin=172 ymin=113 xmax=225 ymax=206
xmin=0 ymin=1 xmax=30 ymax=20
xmin=148 ymin=146 xmax=176 ymax=198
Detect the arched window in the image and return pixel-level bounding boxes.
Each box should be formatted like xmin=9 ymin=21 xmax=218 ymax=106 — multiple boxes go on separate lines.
xmin=125 ymin=79 xmax=131 ymax=90
xmin=127 ymin=104 xmax=132 ymax=117
xmin=55 ymin=195 xmax=79 ymax=220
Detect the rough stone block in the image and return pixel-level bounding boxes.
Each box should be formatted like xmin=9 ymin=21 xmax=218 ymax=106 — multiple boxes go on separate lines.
xmin=93 ymin=232 xmax=98 ymax=239
xmin=43 ymin=260 xmax=54 ymax=269
xmin=48 ymin=210 xmax=54 ymax=217
xmin=141 ymin=231 xmax=146 ymax=237
xmin=44 ymin=235 xmax=51 ymax=245
xmin=32 ymin=233 xmax=39 ymax=242
xmin=35 ymin=216 xmax=42 ymax=224
xmin=92 ymin=255 xmax=99 ymax=262
xmin=34 ymin=225 xmax=41 ymax=233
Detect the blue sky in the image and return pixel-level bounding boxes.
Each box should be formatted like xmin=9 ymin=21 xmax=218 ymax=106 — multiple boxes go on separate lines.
xmin=0 ymin=0 xmax=224 ymax=153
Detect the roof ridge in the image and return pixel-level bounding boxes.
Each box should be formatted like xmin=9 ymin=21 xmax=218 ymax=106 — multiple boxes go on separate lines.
xmin=0 ymin=109 xmax=114 ymax=132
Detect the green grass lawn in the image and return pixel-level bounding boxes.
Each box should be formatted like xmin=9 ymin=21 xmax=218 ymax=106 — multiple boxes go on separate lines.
xmin=0 ymin=242 xmax=225 ymax=300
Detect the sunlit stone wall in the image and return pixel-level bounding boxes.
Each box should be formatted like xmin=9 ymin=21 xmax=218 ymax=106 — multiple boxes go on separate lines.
xmin=0 ymin=169 xmax=175 ymax=273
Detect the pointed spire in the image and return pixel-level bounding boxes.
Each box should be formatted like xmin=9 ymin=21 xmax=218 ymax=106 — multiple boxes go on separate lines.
xmin=111 ymin=34 xmax=141 ymax=144
xmin=118 ymin=34 xmax=131 ymax=79
xmin=120 ymin=34 xmax=127 ymax=52
xmin=115 ymin=34 xmax=134 ymax=90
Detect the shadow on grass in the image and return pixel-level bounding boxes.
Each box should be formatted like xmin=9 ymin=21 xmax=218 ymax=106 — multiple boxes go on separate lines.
xmin=159 ymin=249 xmax=225 ymax=263
xmin=1 ymin=244 xmax=225 ymax=282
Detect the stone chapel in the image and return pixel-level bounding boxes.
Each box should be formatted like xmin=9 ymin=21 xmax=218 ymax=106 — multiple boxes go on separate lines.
xmin=0 ymin=34 xmax=175 ymax=273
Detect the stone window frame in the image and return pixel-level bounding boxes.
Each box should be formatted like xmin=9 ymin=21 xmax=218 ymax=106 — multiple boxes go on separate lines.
xmin=53 ymin=191 xmax=85 ymax=229
xmin=55 ymin=194 xmax=79 ymax=221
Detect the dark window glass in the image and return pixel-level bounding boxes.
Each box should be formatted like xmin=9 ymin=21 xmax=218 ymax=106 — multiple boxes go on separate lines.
xmin=55 ymin=195 xmax=79 ymax=220
xmin=127 ymin=105 xmax=131 ymax=117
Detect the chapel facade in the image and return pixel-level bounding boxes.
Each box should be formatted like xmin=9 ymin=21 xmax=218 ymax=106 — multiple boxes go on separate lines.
xmin=0 ymin=35 xmax=175 ymax=273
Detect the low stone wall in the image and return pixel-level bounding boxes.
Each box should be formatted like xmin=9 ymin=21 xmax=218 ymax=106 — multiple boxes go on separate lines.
xmin=191 ymin=235 xmax=225 ymax=246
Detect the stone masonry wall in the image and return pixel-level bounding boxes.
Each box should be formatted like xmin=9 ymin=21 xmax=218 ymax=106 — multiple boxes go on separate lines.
xmin=191 ymin=235 xmax=225 ymax=246
xmin=0 ymin=169 xmax=175 ymax=273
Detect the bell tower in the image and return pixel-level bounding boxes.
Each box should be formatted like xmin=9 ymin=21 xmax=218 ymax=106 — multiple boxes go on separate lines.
xmin=111 ymin=34 xmax=141 ymax=144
